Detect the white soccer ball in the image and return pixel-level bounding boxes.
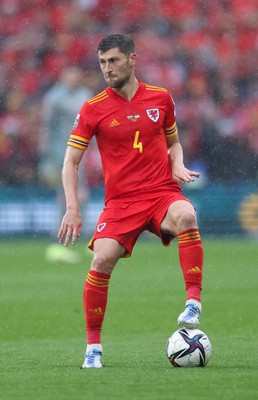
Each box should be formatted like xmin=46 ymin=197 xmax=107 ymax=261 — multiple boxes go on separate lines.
xmin=166 ymin=328 xmax=212 ymax=367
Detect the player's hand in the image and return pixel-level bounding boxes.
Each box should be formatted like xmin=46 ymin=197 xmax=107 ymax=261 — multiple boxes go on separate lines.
xmin=58 ymin=210 xmax=82 ymax=246
xmin=172 ymin=166 xmax=200 ymax=184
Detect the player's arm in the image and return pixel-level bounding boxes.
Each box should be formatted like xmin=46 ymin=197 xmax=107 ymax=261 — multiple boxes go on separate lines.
xmin=167 ymin=134 xmax=199 ymax=184
xmin=58 ymin=146 xmax=84 ymax=246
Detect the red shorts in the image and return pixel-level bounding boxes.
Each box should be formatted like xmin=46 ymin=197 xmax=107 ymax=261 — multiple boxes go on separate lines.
xmin=88 ymin=191 xmax=191 ymax=256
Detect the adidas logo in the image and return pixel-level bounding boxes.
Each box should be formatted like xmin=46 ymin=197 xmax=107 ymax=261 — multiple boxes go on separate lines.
xmin=109 ymin=119 xmax=120 ymax=127
xmin=88 ymin=307 xmax=103 ymax=316
xmin=187 ymin=266 xmax=201 ymax=274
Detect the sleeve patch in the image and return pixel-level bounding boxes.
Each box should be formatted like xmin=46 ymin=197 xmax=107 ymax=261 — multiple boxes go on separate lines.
xmin=72 ymin=114 xmax=80 ymax=130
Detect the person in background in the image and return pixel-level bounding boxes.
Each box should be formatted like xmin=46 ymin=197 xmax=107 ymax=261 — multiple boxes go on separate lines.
xmin=41 ymin=66 xmax=93 ymax=261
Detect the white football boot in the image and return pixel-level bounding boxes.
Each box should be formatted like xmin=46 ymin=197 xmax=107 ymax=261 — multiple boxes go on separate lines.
xmin=177 ymin=300 xmax=202 ymax=329
xmin=81 ymin=344 xmax=103 ymax=368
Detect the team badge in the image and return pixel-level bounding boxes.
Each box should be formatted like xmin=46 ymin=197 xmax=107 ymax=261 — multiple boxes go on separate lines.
xmin=97 ymin=223 xmax=106 ymax=232
xmin=146 ymin=108 xmax=159 ymax=122
xmin=72 ymin=114 xmax=80 ymax=129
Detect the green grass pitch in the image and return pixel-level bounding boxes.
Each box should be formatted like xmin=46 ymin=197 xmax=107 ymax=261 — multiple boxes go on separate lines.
xmin=1 ymin=236 xmax=258 ymax=400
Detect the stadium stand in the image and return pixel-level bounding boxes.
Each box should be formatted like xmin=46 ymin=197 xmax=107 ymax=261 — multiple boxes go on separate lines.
xmin=0 ymin=0 xmax=257 ymax=235
xmin=0 ymin=0 xmax=257 ymax=186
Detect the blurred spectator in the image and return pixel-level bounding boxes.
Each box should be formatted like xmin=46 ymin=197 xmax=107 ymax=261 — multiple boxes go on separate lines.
xmin=40 ymin=66 xmax=92 ymax=187
xmin=0 ymin=90 xmax=40 ymax=185
xmin=0 ymin=0 xmax=257 ymax=187
xmin=40 ymin=66 xmax=93 ymax=237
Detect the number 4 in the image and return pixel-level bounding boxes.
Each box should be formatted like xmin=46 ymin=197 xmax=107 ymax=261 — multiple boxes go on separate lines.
xmin=133 ymin=131 xmax=143 ymax=154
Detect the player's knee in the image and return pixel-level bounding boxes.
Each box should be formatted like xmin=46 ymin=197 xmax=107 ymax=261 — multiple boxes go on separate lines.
xmin=91 ymin=254 xmax=115 ymax=274
xmin=177 ymin=211 xmax=197 ymax=231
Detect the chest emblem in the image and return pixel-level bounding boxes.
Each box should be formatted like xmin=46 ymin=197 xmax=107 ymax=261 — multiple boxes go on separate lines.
xmin=127 ymin=114 xmax=140 ymax=122
xmin=146 ymin=108 xmax=159 ymax=122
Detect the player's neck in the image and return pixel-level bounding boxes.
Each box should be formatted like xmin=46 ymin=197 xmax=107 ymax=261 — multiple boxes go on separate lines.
xmin=111 ymin=77 xmax=139 ymax=101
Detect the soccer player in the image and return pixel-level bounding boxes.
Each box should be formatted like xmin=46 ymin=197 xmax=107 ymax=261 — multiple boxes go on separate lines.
xmin=58 ymin=34 xmax=204 ymax=368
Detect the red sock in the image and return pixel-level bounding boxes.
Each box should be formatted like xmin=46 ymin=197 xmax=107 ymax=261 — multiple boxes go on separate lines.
xmin=178 ymin=229 xmax=203 ymax=302
xmin=83 ymin=270 xmax=110 ymax=344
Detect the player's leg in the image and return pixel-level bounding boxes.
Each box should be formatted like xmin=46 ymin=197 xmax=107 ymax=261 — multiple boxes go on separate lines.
xmin=81 ymin=238 xmax=126 ymax=368
xmin=160 ymin=200 xmax=203 ymax=328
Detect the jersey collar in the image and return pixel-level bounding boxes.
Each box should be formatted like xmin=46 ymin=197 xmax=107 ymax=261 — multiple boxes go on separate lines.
xmin=106 ymin=81 xmax=145 ymax=103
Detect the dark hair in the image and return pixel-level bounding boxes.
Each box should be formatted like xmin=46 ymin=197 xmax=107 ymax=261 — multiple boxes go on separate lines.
xmin=97 ymin=34 xmax=135 ymax=55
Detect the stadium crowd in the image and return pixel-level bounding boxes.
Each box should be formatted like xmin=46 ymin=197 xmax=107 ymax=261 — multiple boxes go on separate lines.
xmin=0 ymin=0 xmax=257 ymax=187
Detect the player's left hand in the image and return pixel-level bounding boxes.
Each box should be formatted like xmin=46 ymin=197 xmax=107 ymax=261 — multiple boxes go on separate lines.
xmin=172 ymin=166 xmax=200 ymax=184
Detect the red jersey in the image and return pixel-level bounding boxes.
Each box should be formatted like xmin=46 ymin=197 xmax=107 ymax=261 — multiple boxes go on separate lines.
xmin=68 ymin=81 xmax=180 ymax=203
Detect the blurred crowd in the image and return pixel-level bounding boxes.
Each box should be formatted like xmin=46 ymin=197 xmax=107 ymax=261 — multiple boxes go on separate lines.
xmin=0 ymin=0 xmax=257 ymax=188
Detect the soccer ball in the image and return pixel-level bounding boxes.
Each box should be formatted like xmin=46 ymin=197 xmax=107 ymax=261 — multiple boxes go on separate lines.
xmin=166 ymin=328 xmax=212 ymax=367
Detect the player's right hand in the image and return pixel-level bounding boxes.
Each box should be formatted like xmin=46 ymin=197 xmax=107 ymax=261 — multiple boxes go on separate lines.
xmin=58 ymin=210 xmax=82 ymax=246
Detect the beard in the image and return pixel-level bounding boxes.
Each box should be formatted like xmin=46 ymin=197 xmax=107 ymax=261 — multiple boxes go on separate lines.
xmin=105 ymin=62 xmax=131 ymax=89
xmin=106 ymin=74 xmax=130 ymax=89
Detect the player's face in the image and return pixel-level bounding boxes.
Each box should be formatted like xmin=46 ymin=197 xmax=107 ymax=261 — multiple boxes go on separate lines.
xmin=98 ymin=48 xmax=136 ymax=89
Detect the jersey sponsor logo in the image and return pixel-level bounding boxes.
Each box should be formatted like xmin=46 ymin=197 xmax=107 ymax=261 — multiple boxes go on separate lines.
xmin=127 ymin=114 xmax=140 ymax=122
xmin=97 ymin=222 xmax=106 ymax=232
xmin=109 ymin=119 xmax=120 ymax=127
xmin=146 ymin=108 xmax=159 ymax=122
xmin=72 ymin=114 xmax=80 ymax=129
